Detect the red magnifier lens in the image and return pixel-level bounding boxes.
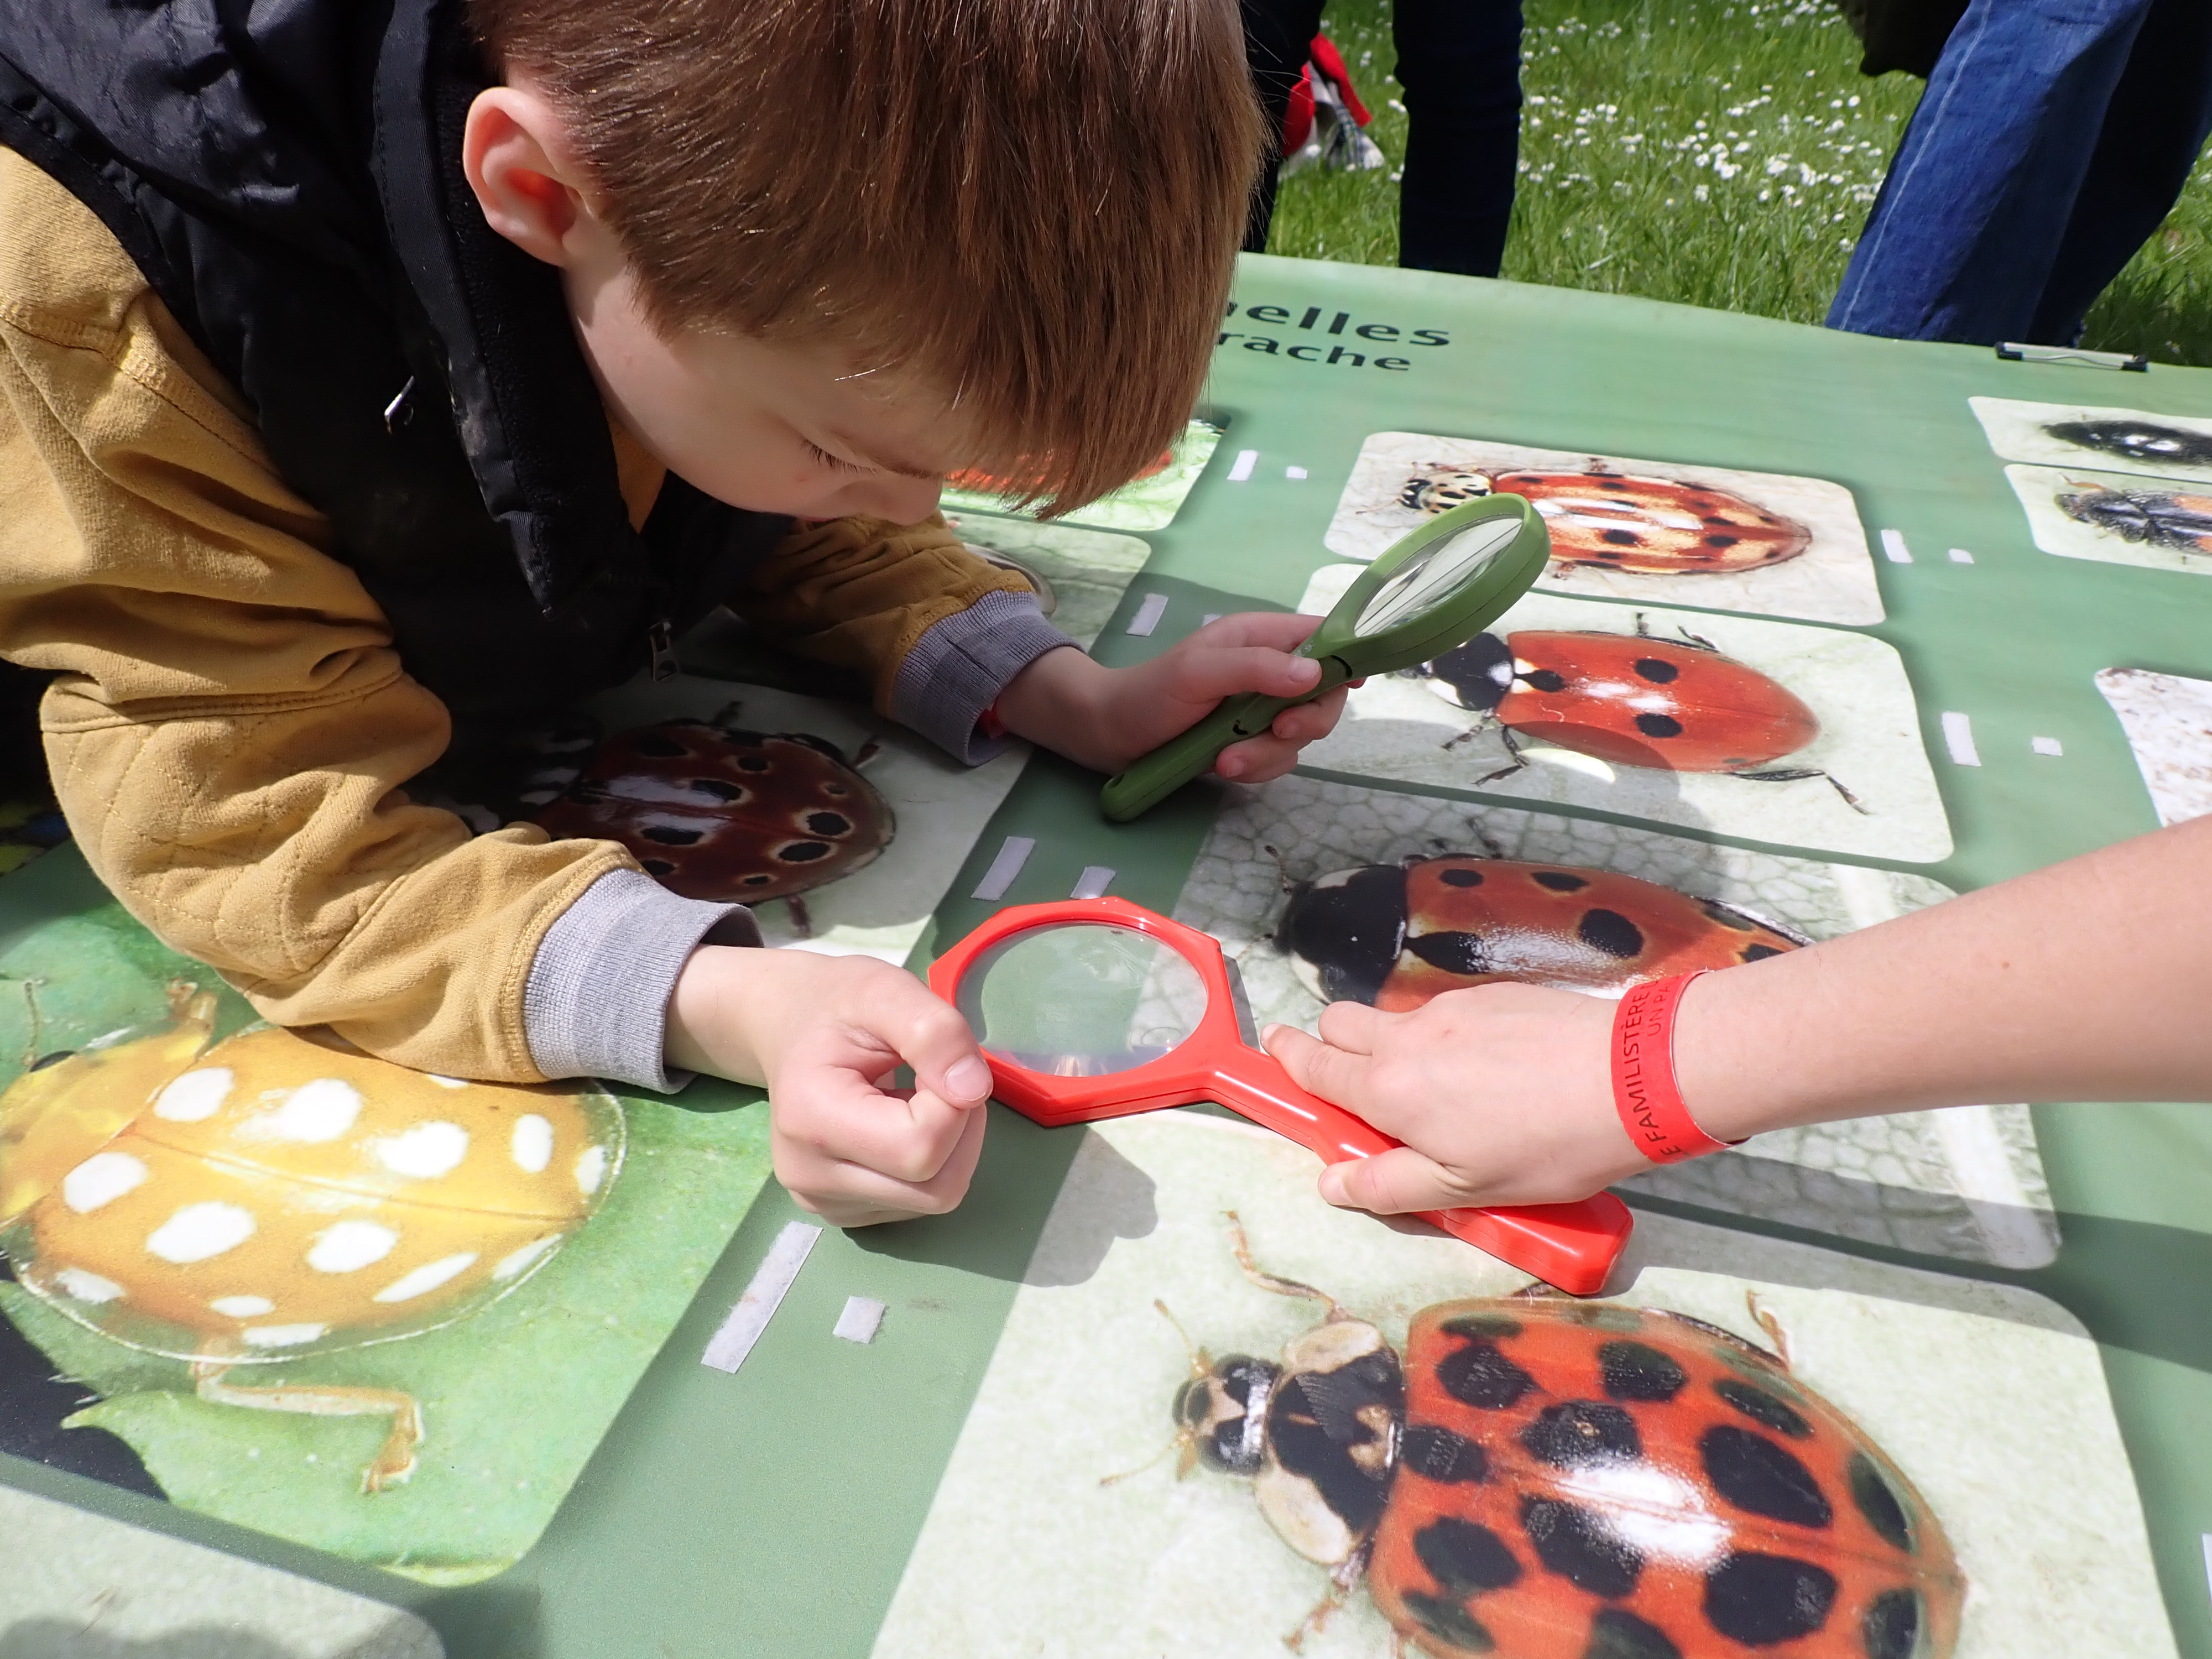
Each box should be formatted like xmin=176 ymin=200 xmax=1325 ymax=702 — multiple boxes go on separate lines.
xmin=928 ymin=898 xmax=1631 ymax=1296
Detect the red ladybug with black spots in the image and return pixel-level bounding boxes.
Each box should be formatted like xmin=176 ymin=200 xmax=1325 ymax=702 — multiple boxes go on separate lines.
xmin=1417 ymin=619 xmax=1862 ymax=810
xmin=1161 ymin=1218 xmax=1964 ymax=1659
xmin=1277 ymin=852 xmax=1804 ymax=1013
xmin=1399 ymin=465 xmax=1810 ymax=576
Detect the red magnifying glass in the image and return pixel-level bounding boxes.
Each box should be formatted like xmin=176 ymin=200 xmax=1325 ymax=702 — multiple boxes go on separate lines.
xmin=928 ymin=896 xmax=1631 ymax=1295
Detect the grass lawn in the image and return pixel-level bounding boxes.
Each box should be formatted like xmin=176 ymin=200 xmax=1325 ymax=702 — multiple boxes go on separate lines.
xmin=1265 ymin=0 xmax=2212 ymax=367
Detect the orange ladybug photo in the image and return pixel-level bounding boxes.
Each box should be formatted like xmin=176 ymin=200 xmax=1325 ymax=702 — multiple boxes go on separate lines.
xmin=1325 ymin=434 xmax=1884 ymax=627
xmin=1275 ymin=851 xmax=1804 ymax=1011
xmin=1149 ymin=1217 xmax=1965 ymax=1659
xmin=1399 ymin=462 xmax=1812 ymax=577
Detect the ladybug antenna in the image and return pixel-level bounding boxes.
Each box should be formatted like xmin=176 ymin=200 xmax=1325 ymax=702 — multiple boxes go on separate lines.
xmin=1260 ymin=843 xmax=1296 ymax=893
xmin=1225 ymin=1212 xmax=1344 ymax=1319
xmin=1096 ymin=1300 xmax=1209 ymax=1488
xmin=1152 ymin=1298 xmax=1211 ymax=1381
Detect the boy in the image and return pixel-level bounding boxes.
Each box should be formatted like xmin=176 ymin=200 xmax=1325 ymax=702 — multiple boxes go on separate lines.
xmin=0 ymin=0 xmax=1343 ymax=1225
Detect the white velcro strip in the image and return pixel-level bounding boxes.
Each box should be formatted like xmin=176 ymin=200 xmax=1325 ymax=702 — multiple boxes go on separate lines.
xmin=1071 ymin=865 xmax=1116 ymax=899
xmin=1947 ymin=547 xmax=1975 ymax=564
xmin=701 ymin=1220 xmax=821 ymax=1374
xmin=1226 ymin=448 xmax=1259 ymax=482
xmin=833 ymin=1296 xmax=887 ymax=1344
xmin=1125 ymin=593 xmax=1171 ymax=637
xmin=1880 ymin=528 xmax=1913 ymax=564
xmin=1940 ymin=711 xmax=1981 ymax=767
xmin=971 ymin=835 xmax=1037 ymax=901
xmin=1285 ymin=465 xmax=1309 ymax=480
xmin=2031 ymin=735 xmax=2064 ymax=757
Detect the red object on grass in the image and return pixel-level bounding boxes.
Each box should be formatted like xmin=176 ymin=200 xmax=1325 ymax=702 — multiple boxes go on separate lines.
xmin=928 ymin=895 xmax=1633 ymax=1295
xmin=1282 ymin=34 xmax=1375 ymax=155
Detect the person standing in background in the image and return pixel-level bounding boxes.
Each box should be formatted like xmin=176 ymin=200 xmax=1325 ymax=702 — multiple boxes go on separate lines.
xmin=1829 ymin=0 xmax=2212 ymax=346
xmin=1241 ymin=0 xmax=1527 ymax=278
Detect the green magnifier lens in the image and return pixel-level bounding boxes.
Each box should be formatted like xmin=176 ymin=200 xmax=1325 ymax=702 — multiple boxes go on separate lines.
xmin=1100 ymin=494 xmax=1550 ymax=822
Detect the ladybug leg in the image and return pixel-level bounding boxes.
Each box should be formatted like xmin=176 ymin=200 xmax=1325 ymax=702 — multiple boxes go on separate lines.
xmin=189 ymin=1358 xmax=425 ymax=1494
xmin=1225 ymin=1212 xmax=1343 ymax=1319
xmin=1733 ymin=768 xmax=1872 ymax=815
xmin=1283 ymin=1546 xmax=1368 ymax=1653
xmin=1439 ymin=713 xmax=1504 ymax=756
xmin=1744 ymin=1291 xmax=1795 ymax=1371
xmin=852 ymin=737 xmax=883 ymax=768
xmin=1471 ymin=726 xmax=1530 ymax=785
xmin=783 ymin=894 xmax=814 ymax=938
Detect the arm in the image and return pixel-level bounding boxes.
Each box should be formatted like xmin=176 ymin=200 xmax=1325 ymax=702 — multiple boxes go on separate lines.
xmin=738 ymin=515 xmax=1347 ymax=778
xmin=0 ymin=148 xmax=651 ymax=1081
xmin=1264 ymin=815 xmax=2212 ymax=1212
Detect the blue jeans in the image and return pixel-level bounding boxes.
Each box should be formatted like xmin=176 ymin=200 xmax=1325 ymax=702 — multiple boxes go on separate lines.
xmin=1828 ymin=0 xmax=2212 ymax=345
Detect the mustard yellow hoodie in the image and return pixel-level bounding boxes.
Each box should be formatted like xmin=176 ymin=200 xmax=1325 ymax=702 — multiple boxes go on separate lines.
xmin=0 ymin=147 xmax=1068 ymax=1085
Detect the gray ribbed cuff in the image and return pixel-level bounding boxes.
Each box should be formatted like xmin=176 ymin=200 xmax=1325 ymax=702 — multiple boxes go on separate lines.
xmin=891 ymin=589 xmax=1077 ymax=764
xmin=523 ymin=868 xmax=763 ymax=1090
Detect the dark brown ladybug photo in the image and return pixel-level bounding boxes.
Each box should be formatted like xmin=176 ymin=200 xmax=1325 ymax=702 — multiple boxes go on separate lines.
xmin=534 ymin=716 xmax=894 ymax=912
xmin=1147 ymin=1217 xmax=1966 ymax=1659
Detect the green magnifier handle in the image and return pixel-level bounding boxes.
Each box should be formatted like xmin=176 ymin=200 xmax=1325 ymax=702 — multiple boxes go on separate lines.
xmin=1098 ymin=494 xmax=1551 ymax=824
xmin=1099 ymin=655 xmax=1354 ymax=822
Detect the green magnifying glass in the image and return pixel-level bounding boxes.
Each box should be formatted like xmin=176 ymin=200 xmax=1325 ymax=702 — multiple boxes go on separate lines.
xmin=1100 ymin=493 xmax=1552 ymax=822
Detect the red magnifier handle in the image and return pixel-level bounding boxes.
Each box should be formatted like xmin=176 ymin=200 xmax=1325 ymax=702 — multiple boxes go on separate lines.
xmin=1206 ymin=1058 xmax=1631 ymax=1297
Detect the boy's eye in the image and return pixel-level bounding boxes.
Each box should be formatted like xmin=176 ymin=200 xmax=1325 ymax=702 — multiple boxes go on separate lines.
xmin=804 ymin=439 xmax=869 ymax=475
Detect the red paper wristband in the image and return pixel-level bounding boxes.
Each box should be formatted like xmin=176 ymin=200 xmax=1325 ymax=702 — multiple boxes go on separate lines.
xmin=978 ymin=697 xmax=1008 ymax=741
xmin=1611 ymin=971 xmax=1734 ymax=1164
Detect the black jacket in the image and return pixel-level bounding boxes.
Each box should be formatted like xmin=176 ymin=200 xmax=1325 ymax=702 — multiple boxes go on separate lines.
xmin=0 ymin=0 xmax=789 ymax=714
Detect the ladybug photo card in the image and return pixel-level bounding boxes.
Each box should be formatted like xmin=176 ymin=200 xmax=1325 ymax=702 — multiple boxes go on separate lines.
xmin=940 ymin=518 xmax=1156 ymax=650
xmin=1325 ymin=432 xmax=1885 ymax=626
xmin=870 ymin=1113 xmax=2171 ymax=1659
xmin=2094 ymin=667 xmax=2212 ymax=827
xmin=552 ymin=673 xmax=1032 ymax=963
xmin=1173 ymin=774 xmax=2056 ymax=1269
xmin=941 ymin=414 xmax=1228 ymax=532
xmin=1290 ymin=567 xmax=1952 ymax=863
xmin=1970 ymin=397 xmax=2212 ymax=487
xmin=0 ymin=888 xmax=779 ymax=1582
xmin=2001 ymin=463 xmax=2212 ymax=574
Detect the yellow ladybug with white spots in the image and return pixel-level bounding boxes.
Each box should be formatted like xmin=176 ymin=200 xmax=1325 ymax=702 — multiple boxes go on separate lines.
xmin=0 ymin=984 xmax=623 ymax=1492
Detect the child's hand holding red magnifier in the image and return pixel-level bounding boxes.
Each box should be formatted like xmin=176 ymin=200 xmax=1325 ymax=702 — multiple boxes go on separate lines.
xmin=928 ymin=896 xmax=1632 ymax=1295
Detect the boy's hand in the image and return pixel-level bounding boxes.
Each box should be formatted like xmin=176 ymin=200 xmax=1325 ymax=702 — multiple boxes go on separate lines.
xmin=995 ymin=614 xmax=1348 ymax=782
xmin=667 ymin=946 xmax=993 ymax=1226
xmin=1262 ymin=983 xmax=1651 ymax=1212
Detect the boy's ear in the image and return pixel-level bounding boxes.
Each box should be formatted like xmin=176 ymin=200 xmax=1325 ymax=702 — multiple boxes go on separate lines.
xmin=462 ymin=86 xmax=599 ymax=268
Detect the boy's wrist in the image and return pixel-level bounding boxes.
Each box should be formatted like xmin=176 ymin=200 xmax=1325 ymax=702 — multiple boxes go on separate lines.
xmin=666 ymin=943 xmax=777 ymax=1084
xmin=994 ymin=645 xmax=1118 ymax=768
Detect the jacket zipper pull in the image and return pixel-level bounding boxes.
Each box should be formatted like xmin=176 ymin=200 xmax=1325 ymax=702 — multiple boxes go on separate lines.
xmin=648 ymin=618 xmax=679 ymax=682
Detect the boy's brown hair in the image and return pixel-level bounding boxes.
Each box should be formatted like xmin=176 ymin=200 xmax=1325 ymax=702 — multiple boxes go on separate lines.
xmin=467 ymin=0 xmax=1266 ymax=515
